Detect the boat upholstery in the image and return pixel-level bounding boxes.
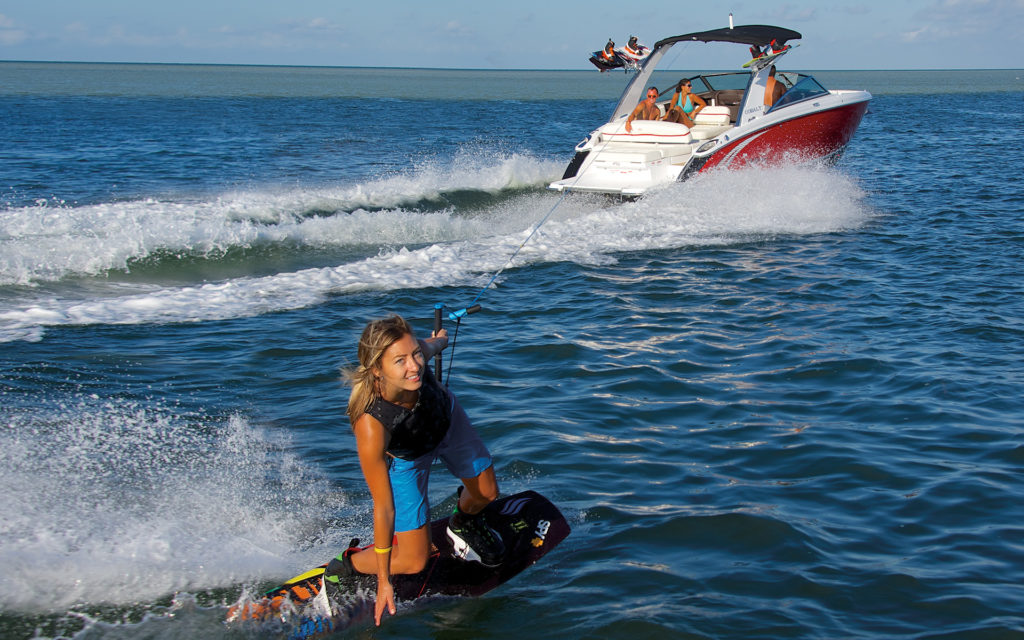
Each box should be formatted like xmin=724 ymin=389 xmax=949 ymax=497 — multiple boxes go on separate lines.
xmin=597 ymin=120 xmax=693 ymax=144
xmin=689 ymin=105 xmax=733 ymax=140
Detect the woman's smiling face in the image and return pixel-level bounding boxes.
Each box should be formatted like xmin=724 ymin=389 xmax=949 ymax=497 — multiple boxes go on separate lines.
xmin=374 ymin=333 xmax=425 ymax=399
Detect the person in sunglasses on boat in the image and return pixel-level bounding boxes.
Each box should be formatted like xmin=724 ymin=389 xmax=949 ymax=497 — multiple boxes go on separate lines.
xmin=625 ymin=86 xmax=662 ymax=132
xmin=662 ymin=78 xmax=706 ymax=128
xmin=327 ymin=314 xmax=505 ymax=626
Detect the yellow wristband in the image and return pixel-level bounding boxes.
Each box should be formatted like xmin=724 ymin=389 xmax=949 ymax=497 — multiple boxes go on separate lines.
xmin=374 ymin=545 xmax=392 ymax=554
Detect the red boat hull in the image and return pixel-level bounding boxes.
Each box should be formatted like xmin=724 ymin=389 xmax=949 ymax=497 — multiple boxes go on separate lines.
xmin=692 ymin=99 xmax=869 ymax=175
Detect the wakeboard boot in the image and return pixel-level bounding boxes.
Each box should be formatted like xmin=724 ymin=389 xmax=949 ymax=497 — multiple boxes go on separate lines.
xmin=446 ymin=490 xmax=505 ymax=567
xmin=323 ymin=538 xmax=361 ymax=596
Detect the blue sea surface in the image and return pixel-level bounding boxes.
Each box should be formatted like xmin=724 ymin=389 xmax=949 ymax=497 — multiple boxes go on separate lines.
xmin=1 ymin=63 xmax=1023 ymax=639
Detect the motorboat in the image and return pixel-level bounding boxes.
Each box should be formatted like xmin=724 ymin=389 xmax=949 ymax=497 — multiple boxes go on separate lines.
xmin=552 ymin=24 xmax=872 ymax=197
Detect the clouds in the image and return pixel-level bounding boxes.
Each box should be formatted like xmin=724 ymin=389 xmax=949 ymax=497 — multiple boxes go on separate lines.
xmin=884 ymin=0 xmax=1024 ymax=67
xmin=0 ymin=7 xmax=359 ymax=64
xmin=841 ymin=4 xmax=872 ymax=16
xmin=768 ymin=4 xmax=819 ymax=22
xmin=0 ymin=14 xmax=28 ymax=46
xmin=443 ymin=20 xmax=475 ymax=37
xmin=7 ymin=13 xmax=196 ymax=56
xmin=0 ymin=1 xmax=1020 ymax=69
xmin=902 ymin=0 xmax=1024 ymax=41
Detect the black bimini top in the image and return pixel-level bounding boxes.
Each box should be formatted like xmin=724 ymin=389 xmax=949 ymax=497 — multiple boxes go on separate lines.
xmin=654 ymin=25 xmax=802 ymax=50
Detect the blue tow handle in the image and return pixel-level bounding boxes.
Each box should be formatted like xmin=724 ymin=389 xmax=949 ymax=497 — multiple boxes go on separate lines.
xmin=432 ymin=303 xmax=482 ymax=384
xmin=448 ymin=304 xmax=482 ymax=322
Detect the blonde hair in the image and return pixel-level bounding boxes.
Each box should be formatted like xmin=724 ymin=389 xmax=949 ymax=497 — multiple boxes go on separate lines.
xmin=345 ymin=314 xmax=415 ymax=426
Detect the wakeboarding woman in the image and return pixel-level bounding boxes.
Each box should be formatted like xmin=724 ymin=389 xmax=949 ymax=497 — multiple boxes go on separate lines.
xmin=328 ymin=314 xmax=505 ymax=626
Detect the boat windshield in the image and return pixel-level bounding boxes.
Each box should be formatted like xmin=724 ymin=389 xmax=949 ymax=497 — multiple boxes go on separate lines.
xmin=690 ymin=73 xmax=750 ymax=93
xmin=770 ymin=74 xmax=830 ymax=110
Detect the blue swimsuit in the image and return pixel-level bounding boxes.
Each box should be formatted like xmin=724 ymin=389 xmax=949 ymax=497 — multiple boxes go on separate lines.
xmin=676 ymin=93 xmax=695 ymax=114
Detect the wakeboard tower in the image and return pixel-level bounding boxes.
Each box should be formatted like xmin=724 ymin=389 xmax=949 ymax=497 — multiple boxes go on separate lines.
xmin=227 ymin=490 xmax=570 ymax=637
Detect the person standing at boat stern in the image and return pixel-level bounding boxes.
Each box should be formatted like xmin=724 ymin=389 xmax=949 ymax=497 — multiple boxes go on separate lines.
xmin=625 ymin=86 xmax=662 ymax=132
xmin=327 ymin=314 xmax=505 ymax=626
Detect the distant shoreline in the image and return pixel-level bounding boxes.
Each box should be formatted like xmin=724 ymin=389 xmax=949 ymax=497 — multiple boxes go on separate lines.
xmin=2 ymin=59 xmax=1022 ymax=73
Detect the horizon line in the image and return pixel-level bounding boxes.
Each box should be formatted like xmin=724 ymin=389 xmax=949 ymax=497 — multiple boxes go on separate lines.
xmin=2 ymin=59 xmax=1023 ymax=73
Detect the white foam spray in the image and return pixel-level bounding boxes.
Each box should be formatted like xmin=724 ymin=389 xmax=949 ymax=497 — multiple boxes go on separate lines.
xmin=0 ymin=395 xmax=350 ymax=612
xmin=0 ymin=163 xmax=869 ymax=342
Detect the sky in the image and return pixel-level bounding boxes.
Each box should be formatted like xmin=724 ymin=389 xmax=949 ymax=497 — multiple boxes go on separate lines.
xmin=1 ymin=0 xmax=1022 ymax=70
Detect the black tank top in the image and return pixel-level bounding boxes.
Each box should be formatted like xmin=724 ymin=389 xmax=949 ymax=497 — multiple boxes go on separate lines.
xmin=365 ymin=366 xmax=452 ymax=460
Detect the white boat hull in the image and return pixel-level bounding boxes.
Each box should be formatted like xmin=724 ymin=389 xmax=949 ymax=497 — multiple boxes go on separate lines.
xmin=553 ymin=25 xmax=872 ymax=197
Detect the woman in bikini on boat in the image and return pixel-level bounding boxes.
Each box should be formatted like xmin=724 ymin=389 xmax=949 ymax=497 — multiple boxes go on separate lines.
xmin=663 ymin=78 xmax=706 ymax=127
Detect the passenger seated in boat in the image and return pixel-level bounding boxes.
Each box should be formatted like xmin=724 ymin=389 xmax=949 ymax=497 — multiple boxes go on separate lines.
xmin=625 ymin=86 xmax=662 ymax=132
xmin=764 ymin=67 xmax=785 ymax=108
xmin=662 ymin=79 xmax=706 ymax=127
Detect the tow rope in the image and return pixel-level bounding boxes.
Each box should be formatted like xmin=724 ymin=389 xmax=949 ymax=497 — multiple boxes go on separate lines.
xmin=432 ymin=76 xmax=654 ymax=383
xmin=432 ymin=188 xmax=571 ymax=384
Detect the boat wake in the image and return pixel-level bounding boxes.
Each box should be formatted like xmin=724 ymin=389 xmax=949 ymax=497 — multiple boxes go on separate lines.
xmin=0 ymin=163 xmax=870 ymax=342
xmin=0 ymin=150 xmax=563 ymax=287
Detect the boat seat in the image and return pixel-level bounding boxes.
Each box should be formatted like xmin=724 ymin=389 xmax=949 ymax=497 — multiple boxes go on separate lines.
xmin=694 ymin=105 xmax=731 ymax=124
xmin=689 ymin=106 xmax=732 ymax=140
xmin=597 ymin=120 xmax=693 ymax=144
xmin=706 ymin=90 xmax=743 ymax=121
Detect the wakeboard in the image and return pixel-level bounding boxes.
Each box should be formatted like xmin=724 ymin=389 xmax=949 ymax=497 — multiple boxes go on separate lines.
xmin=227 ymin=490 xmax=570 ymax=636
xmin=589 ymin=51 xmax=625 ymax=71
xmin=742 ymin=43 xmax=799 ymax=69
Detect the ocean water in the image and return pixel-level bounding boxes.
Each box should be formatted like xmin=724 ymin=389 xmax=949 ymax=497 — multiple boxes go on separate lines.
xmin=1 ymin=62 xmax=1023 ymax=639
